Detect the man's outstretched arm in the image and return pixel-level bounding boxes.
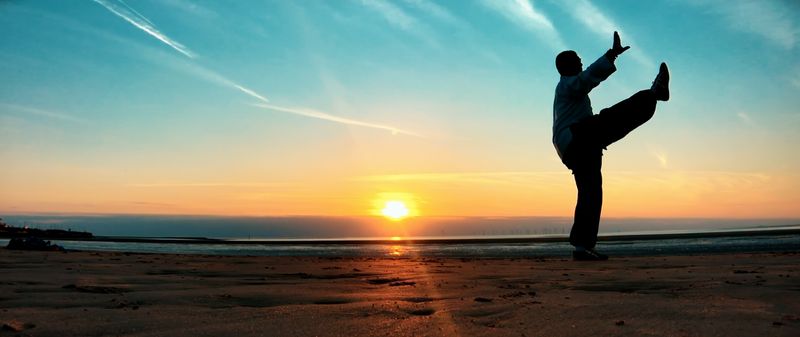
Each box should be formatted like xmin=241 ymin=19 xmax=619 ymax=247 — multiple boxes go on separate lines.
xmin=560 ymin=31 xmax=630 ymax=96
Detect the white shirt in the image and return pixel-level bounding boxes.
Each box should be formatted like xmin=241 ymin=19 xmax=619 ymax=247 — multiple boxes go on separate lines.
xmin=552 ymin=55 xmax=616 ymax=160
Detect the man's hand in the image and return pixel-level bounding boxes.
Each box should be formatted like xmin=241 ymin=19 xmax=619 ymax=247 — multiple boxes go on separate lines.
xmin=609 ymin=31 xmax=630 ymax=57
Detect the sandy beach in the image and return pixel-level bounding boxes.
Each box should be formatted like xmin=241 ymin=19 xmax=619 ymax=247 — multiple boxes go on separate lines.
xmin=1 ymin=249 xmax=798 ymax=337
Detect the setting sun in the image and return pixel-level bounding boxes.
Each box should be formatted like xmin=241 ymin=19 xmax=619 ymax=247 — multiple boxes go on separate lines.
xmin=371 ymin=192 xmax=420 ymax=220
xmin=381 ymin=201 xmax=409 ymax=220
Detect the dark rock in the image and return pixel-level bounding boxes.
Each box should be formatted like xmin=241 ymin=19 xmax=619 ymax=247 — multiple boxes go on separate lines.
xmin=403 ymin=297 xmax=433 ymax=303
xmin=6 ymin=237 xmax=65 ymax=252
xmin=367 ymin=277 xmax=402 ymax=285
xmin=408 ymin=308 xmax=435 ymax=316
xmin=1 ymin=320 xmax=33 ymax=332
xmin=63 ymin=284 xmax=130 ymax=294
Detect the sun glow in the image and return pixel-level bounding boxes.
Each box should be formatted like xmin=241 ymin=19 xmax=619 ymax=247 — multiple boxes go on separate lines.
xmin=381 ymin=200 xmax=409 ymax=220
xmin=371 ymin=192 xmax=420 ymax=220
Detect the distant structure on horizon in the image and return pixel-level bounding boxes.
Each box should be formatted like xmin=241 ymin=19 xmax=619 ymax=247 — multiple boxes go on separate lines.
xmin=0 ymin=218 xmax=93 ymax=239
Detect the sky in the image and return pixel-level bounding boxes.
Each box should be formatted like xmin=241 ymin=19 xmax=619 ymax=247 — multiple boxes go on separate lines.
xmin=1 ymin=0 xmax=799 ymax=220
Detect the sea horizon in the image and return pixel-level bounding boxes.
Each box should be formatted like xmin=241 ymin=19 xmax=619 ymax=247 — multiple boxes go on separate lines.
xmin=2 ymin=213 xmax=799 ymax=240
xmin=3 ymin=213 xmax=800 ymax=258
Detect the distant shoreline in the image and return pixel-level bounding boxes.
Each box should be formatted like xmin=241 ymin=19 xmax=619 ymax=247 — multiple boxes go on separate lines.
xmin=10 ymin=225 xmax=798 ymax=245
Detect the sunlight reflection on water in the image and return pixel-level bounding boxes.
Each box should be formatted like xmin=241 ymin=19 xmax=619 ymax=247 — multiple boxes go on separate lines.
xmin=3 ymin=232 xmax=797 ymax=257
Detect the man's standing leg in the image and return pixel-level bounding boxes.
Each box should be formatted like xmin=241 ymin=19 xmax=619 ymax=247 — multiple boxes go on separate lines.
xmin=570 ymin=151 xmax=602 ymax=250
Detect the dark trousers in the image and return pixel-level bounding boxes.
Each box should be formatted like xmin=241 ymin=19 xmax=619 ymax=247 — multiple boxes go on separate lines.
xmin=562 ymin=90 xmax=657 ymax=249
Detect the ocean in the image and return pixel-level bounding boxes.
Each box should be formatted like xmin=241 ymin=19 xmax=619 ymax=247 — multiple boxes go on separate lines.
xmin=2 ymin=228 xmax=799 ymax=258
xmin=2 ymin=214 xmax=799 ymax=257
xmin=3 ymin=214 xmax=799 ymax=239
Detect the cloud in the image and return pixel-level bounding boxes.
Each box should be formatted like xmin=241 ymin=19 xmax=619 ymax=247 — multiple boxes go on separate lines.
xmin=555 ymin=0 xmax=654 ymax=68
xmin=685 ymin=0 xmax=798 ymax=50
xmin=160 ymin=0 xmax=218 ymax=19
xmin=360 ymin=0 xmax=415 ymax=31
xmin=93 ymin=0 xmax=420 ymax=136
xmin=359 ymin=0 xmax=437 ymax=46
xmin=479 ymin=0 xmax=566 ymax=51
xmin=644 ymin=144 xmax=670 ymax=168
xmin=0 ymin=103 xmax=89 ymax=124
xmin=252 ymin=103 xmax=424 ymax=137
xmin=128 ymin=182 xmax=289 ymax=188
xmin=403 ymin=0 xmax=458 ymax=26
xmin=736 ymin=111 xmax=754 ymax=126
xmin=92 ymin=0 xmax=196 ymax=58
xmin=792 ymin=68 xmax=800 ymax=89
xmin=403 ymin=0 xmax=504 ymax=64
xmin=653 ymin=151 xmax=669 ymax=168
xmin=232 ymin=84 xmax=270 ymax=103
xmin=356 ymin=171 xmax=566 ymax=185
xmin=127 ymin=42 xmax=271 ymax=103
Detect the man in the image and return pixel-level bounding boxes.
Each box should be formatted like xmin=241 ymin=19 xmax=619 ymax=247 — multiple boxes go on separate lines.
xmin=553 ymin=31 xmax=670 ymax=261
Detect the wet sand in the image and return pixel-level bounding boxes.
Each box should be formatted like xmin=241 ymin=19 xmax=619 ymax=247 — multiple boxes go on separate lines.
xmin=1 ymin=249 xmax=798 ymax=336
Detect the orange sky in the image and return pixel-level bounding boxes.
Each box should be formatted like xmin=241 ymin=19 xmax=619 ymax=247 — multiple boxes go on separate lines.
xmin=2 ymin=1 xmax=800 ymax=220
xmin=3 ymin=168 xmax=798 ymax=219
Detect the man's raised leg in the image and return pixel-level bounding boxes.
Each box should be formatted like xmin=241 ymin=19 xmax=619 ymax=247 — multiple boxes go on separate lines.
xmin=596 ymin=90 xmax=657 ymax=147
xmin=595 ymin=63 xmax=670 ymax=148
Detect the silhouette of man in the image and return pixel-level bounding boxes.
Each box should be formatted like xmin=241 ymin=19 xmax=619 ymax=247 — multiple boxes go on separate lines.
xmin=553 ymin=31 xmax=670 ymax=261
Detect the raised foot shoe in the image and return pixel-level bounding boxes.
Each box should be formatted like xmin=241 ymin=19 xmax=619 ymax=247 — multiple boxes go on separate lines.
xmin=573 ymin=249 xmax=609 ymax=261
xmin=651 ymin=62 xmax=670 ymax=101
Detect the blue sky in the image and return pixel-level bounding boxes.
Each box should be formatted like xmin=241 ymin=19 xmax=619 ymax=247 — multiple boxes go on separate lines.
xmin=1 ymin=0 xmax=799 ymax=218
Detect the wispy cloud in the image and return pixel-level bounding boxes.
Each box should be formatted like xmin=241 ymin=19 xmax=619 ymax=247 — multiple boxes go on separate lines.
xmin=403 ymin=0 xmax=504 ymax=64
xmin=129 ymin=43 xmax=271 ymax=103
xmin=480 ymin=0 xmax=566 ymax=51
xmin=645 ymin=144 xmax=670 ymax=168
xmin=736 ymin=111 xmax=755 ymax=126
xmin=92 ymin=0 xmax=196 ymax=58
xmin=791 ymin=68 xmax=800 ymax=89
xmin=252 ymin=103 xmax=424 ymax=137
xmin=356 ymin=171 xmax=566 ymax=185
xmin=359 ymin=0 xmax=437 ymax=46
xmin=555 ymin=0 xmax=654 ymax=68
xmin=160 ymin=0 xmax=218 ymax=19
xmin=93 ymin=0 xmax=423 ymax=136
xmin=232 ymin=84 xmax=270 ymax=103
xmin=0 ymin=103 xmax=88 ymax=124
xmin=403 ymin=0 xmax=458 ymax=26
xmin=684 ymin=0 xmax=798 ymax=50
xmin=360 ymin=0 xmax=416 ymax=31
xmin=128 ymin=182 xmax=289 ymax=188
xmin=653 ymin=151 xmax=669 ymax=168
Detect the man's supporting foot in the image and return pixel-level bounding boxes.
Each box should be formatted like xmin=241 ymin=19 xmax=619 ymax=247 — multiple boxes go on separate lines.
xmin=573 ymin=249 xmax=609 ymax=261
xmin=651 ymin=62 xmax=670 ymax=101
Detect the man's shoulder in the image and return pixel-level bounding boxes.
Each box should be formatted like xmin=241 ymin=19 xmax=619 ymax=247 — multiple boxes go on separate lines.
xmin=555 ymin=76 xmax=582 ymax=96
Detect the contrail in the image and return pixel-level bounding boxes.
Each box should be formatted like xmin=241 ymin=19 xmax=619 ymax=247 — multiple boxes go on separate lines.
xmin=92 ymin=0 xmax=196 ymax=58
xmin=0 ymin=103 xmax=89 ymax=124
xmin=94 ymin=0 xmax=427 ymax=136
xmin=180 ymin=61 xmax=270 ymax=102
xmin=232 ymin=84 xmax=270 ymax=104
xmin=251 ymin=103 xmax=423 ymax=138
xmin=93 ymin=0 xmax=260 ymax=103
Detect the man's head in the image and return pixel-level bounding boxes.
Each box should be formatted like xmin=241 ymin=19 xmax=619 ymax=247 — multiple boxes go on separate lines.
xmin=556 ymin=50 xmax=582 ymax=76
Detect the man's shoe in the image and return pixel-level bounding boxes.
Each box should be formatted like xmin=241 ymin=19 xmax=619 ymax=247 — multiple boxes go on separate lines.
xmin=573 ymin=249 xmax=609 ymax=261
xmin=651 ymin=62 xmax=670 ymax=101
